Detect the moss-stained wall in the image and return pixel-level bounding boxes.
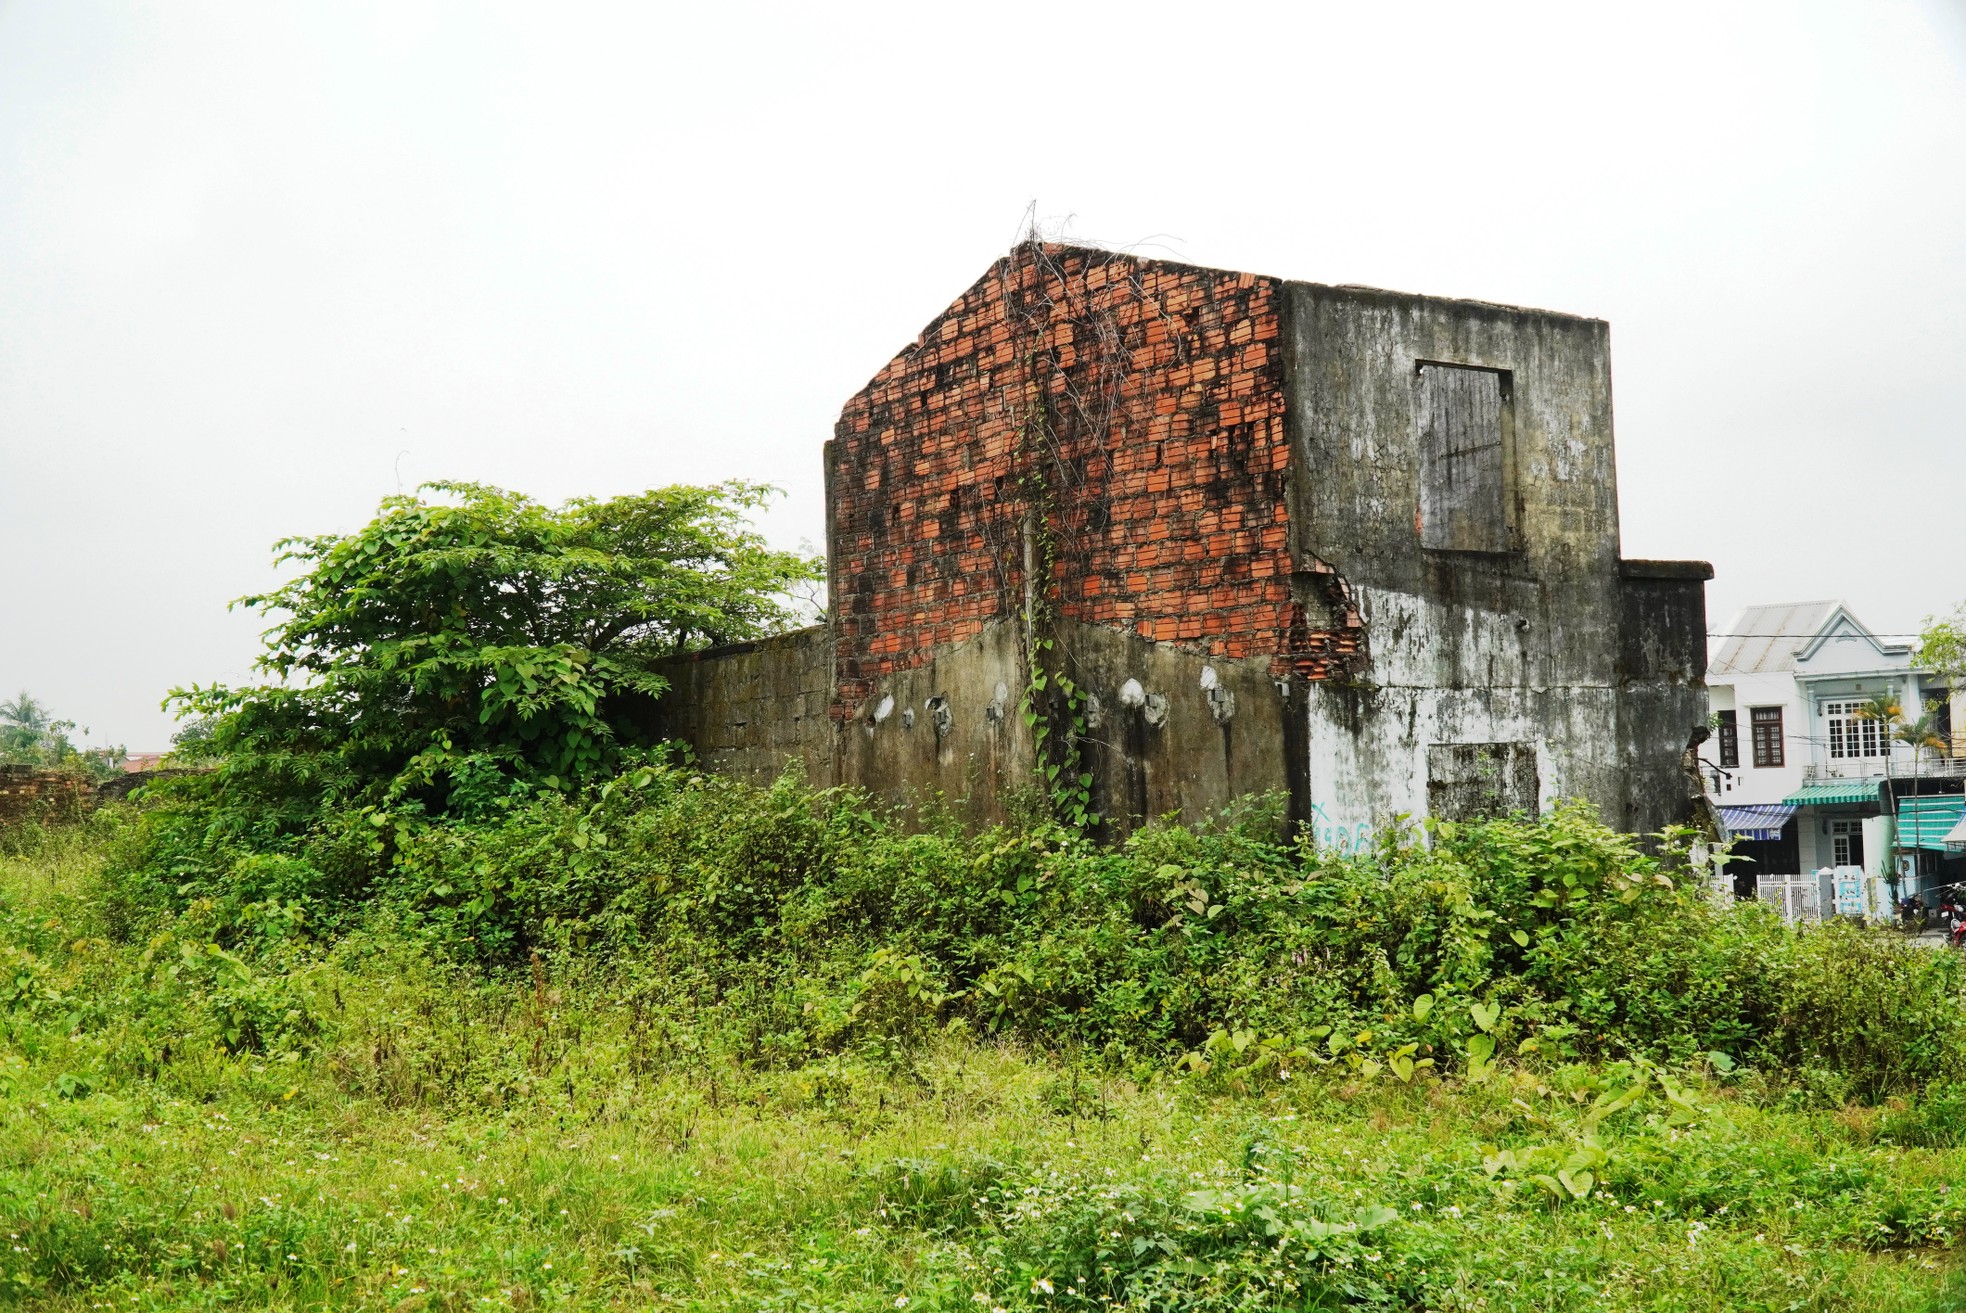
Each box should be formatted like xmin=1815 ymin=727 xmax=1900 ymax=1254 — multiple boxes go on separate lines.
xmin=650 ymin=250 xmax=1708 ymax=840
xmin=646 ymin=627 xmax=835 ymax=787
xmin=1278 ymin=281 xmax=1708 ymax=839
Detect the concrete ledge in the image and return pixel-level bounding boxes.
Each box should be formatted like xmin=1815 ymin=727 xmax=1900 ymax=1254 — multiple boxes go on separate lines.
xmin=1619 ymin=559 xmax=1715 ymax=581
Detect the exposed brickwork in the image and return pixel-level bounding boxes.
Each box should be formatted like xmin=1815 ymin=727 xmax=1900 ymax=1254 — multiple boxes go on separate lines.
xmin=828 ymin=243 xmax=1364 ymax=715
xmin=1275 ymin=558 xmax=1366 ymax=682
xmin=0 ymin=766 xmax=92 ymax=826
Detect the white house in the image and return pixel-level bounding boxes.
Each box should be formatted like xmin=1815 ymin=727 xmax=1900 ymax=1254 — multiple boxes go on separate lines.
xmin=1705 ymin=601 xmax=1963 ymax=914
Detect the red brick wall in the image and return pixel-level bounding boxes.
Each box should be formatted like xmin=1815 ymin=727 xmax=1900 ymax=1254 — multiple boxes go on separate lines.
xmin=0 ymin=766 xmax=93 ymax=825
xmin=827 ymin=243 xmax=1360 ymax=715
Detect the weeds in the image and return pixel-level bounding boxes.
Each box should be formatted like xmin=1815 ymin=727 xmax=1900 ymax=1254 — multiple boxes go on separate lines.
xmin=1 ymin=779 xmax=1964 ymax=1308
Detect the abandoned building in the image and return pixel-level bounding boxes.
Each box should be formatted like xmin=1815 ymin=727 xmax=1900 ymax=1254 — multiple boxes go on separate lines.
xmin=652 ymin=243 xmax=1712 ymax=842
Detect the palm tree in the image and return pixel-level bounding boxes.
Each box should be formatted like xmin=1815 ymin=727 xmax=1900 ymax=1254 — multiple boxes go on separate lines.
xmin=1854 ymin=690 xmax=1910 ymax=897
xmin=1894 ymin=703 xmax=1952 ymax=885
xmin=0 ymin=692 xmax=78 ymax=767
xmin=0 ymin=691 xmax=52 ymax=735
xmin=1896 ymin=703 xmax=1951 ymax=770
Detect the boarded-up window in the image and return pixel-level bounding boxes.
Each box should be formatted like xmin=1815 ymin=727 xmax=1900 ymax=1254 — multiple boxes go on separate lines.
xmin=1416 ymin=363 xmax=1512 ymax=553
xmin=1426 ymin=741 xmax=1539 ymax=822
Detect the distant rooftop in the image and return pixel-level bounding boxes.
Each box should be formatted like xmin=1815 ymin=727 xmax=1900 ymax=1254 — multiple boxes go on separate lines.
xmin=1710 ymin=601 xmax=1841 ymax=675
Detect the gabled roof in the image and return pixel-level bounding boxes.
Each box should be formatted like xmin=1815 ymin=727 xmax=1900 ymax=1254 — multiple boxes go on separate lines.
xmin=1711 ymin=601 xmax=1839 ymax=675
xmin=1711 ymin=600 xmax=1912 ymax=677
xmin=1793 ymin=605 xmax=1912 ymax=666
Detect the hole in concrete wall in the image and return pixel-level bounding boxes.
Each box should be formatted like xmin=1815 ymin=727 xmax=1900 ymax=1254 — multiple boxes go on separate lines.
xmin=1415 ymin=362 xmax=1514 ymax=554
xmin=901 ymin=707 xmax=915 ymax=730
xmin=986 ymin=682 xmax=1009 ymax=722
xmin=1082 ymin=692 xmax=1103 ymax=730
xmin=1426 ymin=741 xmax=1539 ymax=822
xmin=873 ymin=694 xmax=895 ymax=724
xmin=925 ymin=696 xmax=952 ymax=738
xmin=1143 ymin=693 xmax=1169 ymax=728
xmin=1119 ymin=678 xmax=1146 ymax=708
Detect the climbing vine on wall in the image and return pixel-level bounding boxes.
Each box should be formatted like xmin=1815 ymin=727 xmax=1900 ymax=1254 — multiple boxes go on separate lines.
xmin=988 ymin=237 xmax=1167 ymax=831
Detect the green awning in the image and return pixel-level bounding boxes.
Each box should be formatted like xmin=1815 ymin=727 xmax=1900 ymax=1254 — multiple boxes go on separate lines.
xmin=1896 ymin=796 xmax=1966 ymax=851
xmin=1783 ymin=780 xmax=1883 ymax=806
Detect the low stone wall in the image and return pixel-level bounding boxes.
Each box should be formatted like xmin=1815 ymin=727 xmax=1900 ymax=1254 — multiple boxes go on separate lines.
xmin=95 ymin=769 xmax=201 ymax=805
xmin=0 ymin=766 xmax=94 ymax=825
xmin=647 ymin=627 xmax=836 ymax=787
xmin=651 ymin=617 xmax=1299 ymax=838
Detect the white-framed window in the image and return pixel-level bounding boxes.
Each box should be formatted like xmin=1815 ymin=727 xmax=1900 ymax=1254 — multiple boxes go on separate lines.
xmin=1822 ymin=701 xmax=1889 ymax=759
xmin=1829 ymin=818 xmax=1866 ymax=867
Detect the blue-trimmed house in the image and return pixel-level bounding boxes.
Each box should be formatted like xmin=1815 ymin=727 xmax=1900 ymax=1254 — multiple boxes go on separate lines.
xmin=1704 ymin=601 xmax=1963 ymax=917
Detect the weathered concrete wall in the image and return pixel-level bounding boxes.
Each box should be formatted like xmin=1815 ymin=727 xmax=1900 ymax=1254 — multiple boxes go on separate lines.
xmin=1616 ymin=560 xmax=1713 ymax=835
xmin=652 ymin=250 xmax=1706 ymax=842
xmin=1056 ymin=619 xmax=1293 ymax=833
xmin=647 ymin=627 xmax=835 ymax=786
xmin=0 ymin=766 xmax=93 ymax=825
xmin=1280 ymin=281 xmax=1705 ymax=838
xmin=644 ymin=607 xmax=1296 ymax=834
xmin=833 ymin=619 xmax=1036 ymax=824
xmin=829 ymin=617 xmax=1292 ymax=835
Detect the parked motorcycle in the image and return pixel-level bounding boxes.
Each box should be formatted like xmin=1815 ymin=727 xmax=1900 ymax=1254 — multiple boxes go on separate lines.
xmin=1938 ymin=889 xmax=1966 ymax=949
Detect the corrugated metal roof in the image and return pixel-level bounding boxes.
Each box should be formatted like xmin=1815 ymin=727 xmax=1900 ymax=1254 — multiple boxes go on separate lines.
xmin=1783 ymin=780 xmax=1883 ymax=806
xmin=1896 ymin=796 xmax=1966 ymax=852
xmin=1711 ymin=601 xmax=1839 ymax=675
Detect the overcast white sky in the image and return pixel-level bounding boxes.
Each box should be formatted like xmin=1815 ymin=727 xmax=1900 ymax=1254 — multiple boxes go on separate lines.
xmin=4 ymin=0 xmax=1965 ymax=750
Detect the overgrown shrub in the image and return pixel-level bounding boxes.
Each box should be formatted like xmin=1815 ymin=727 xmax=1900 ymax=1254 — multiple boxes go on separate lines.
xmin=95 ymin=765 xmax=1966 ymax=1097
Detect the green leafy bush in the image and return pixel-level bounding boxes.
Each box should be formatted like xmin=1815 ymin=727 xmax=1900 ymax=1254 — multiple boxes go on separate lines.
xmin=10 ymin=801 xmax=1966 ymax=1310
xmin=103 ymin=766 xmax=1966 ymax=1097
xmin=167 ymin=481 xmax=821 ymax=828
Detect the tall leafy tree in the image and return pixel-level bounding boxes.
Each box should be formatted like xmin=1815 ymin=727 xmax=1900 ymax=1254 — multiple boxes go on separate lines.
xmin=1919 ymin=603 xmax=1966 ymax=681
xmin=171 ymin=481 xmax=822 ymax=821
xmin=1919 ymin=603 xmax=1965 ymax=760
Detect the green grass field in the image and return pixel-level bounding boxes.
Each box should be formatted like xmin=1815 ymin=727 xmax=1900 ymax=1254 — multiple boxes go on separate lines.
xmin=3 ymin=826 xmax=1964 ymax=1312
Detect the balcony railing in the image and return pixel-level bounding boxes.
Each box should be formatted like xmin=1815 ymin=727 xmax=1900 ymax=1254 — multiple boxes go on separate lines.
xmin=1802 ymin=756 xmax=1966 ymax=783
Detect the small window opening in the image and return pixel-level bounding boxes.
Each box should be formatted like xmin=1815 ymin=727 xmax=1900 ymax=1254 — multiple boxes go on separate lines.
xmin=1415 ymin=362 xmax=1514 ymax=553
xmin=1716 ymin=710 xmax=1739 ymax=768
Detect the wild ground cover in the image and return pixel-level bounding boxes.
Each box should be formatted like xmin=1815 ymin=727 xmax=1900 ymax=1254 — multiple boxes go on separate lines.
xmin=3 ymin=776 xmax=1966 ymax=1310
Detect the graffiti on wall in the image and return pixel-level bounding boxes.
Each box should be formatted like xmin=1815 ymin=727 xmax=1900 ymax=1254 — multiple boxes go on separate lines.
xmin=1309 ymin=801 xmax=1375 ymax=856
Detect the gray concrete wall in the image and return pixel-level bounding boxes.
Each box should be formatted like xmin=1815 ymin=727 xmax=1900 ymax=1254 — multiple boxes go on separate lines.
xmin=829 ymin=617 xmax=1292 ymax=836
xmin=831 ymin=619 xmax=1035 ymax=825
xmin=1616 ymin=560 xmax=1713 ymax=834
xmin=1279 ymin=282 xmax=1705 ymax=839
xmin=647 ymin=626 xmax=836 ymax=787
xmin=1056 ymin=619 xmax=1293 ymax=835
